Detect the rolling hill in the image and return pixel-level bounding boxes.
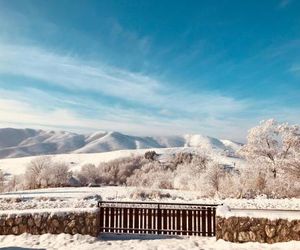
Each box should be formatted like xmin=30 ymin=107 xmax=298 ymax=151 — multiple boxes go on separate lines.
xmin=0 ymin=128 xmax=242 ymax=159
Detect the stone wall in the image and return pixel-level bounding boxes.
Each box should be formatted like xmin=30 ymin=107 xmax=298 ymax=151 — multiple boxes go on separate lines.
xmin=216 ymin=216 xmax=300 ymax=243
xmin=0 ymin=208 xmax=99 ymax=237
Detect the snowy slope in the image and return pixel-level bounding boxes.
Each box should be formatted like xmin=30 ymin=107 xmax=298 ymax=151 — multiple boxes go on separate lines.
xmin=221 ymin=139 xmax=243 ymax=152
xmin=0 ymin=147 xmax=245 ymax=176
xmin=73 ymin=132 xmax=162 ymax=153
xmin=0 ymin=128 xmax=85 ymax=158
xmin=0 ymin=128 xmax=242 ymax=159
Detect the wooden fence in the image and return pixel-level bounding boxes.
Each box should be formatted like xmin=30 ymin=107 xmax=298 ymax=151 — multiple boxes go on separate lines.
xmin=98 ymin=201 xmax=218 ymax=236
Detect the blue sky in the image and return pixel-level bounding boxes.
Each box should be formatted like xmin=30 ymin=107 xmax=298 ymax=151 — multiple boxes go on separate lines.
xmin=0 ymin=0 xmax=299 ymax=141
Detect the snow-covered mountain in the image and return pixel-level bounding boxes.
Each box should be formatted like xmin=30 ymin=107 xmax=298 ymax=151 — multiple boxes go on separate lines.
xmin=0 ymin=128 xmax=242 ymax=159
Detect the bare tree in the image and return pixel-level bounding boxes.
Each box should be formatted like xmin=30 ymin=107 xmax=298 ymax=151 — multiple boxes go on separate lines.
xmin=48 ymin=162 xmax=70 ymax=187
xmin=25 ymin=156 xmax=52 ymax=189
xmin=205 ymin=164 xmax=226 ymax=195
xmin=76 ymin=164 xmax=100 ymax=186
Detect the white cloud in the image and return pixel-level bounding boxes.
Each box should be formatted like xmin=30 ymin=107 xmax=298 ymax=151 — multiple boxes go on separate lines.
xmin=0 ymin=42 xmax=285 ymax=141
xmin=0 ymin=96 xmax=218 ymax=137
xmin=290 ymin=64 xmax=300 ymax=73
xmin=278 ymin=0 xmax=292 ymax=8
xmin=0 ymin=42 xmax=248 ymax=116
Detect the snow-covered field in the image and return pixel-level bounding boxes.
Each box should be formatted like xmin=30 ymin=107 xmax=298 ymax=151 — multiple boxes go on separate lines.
xmin=0 ymin=146 xmax=244 ymax=176
xmin=0 ymin=186 xmax=299 ymax=249
xmin=0 ymin=186 xmax=299 ymax=211
xmin=0 ymin=233 xmax=299 ymax=250
xmin=0 ymin=127 xmax=298 ymax=250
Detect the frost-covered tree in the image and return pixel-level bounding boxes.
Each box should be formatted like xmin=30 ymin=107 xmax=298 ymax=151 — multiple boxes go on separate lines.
xmin=127 ymin=161 xmax=174 ymax=189
xmin=204 ymin=163 xmax=226 ymax=196
xmin=99 ymin=156 xmax=145 ymax=185
xmin=40 ymin=162 xmax=70 ymax=187
xmin=76 ymin=164 xmax=100 ymax=186
xmin=172 ymin=153 xmax=212 ymax=194
xmin=239 ymin=119 xmax=300 ymax=179
xmin=25 ymin=156 xmax=52 ymax=189
xmin=48 ymin=162 xmax=70 ymax=187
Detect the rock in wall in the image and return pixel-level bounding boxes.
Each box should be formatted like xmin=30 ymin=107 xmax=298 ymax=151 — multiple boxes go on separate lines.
xmin=0 ymin=209 xmax=99 ymax=237
xmin=216 ymin=216 xmax=300 ymax=243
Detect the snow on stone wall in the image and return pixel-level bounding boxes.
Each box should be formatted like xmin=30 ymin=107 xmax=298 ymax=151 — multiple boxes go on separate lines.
xmin=216 ymin=206 xmax=300 ymax=243
xmin=0 ymin=208 xmax=100 ymax=237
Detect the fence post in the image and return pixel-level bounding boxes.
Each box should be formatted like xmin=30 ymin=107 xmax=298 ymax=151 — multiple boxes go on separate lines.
xmin=212 ymin=207 xmax=216 ymax=236
xmin=98 ymin=201 xmax=103 ymax=235
xmin=157 ymin=204 xmax=162 ymax=234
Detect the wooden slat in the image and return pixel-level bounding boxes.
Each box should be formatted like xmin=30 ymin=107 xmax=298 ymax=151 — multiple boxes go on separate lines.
xmin=157 ymin=207 xmax=162 ymax=234
xmin=129 ymin=208 xmax=134 ymax=233
xmin=110 ymin=207 xmax=115 ymax=233
xmin=193 ymin=209 xmax=198 ymax=236
xmin=105 ymin=207 xmax=110 ymax=233
xmin=207 ymin=207 xmax=212 ymax=236
xmin=176 ymin=209 xmax=181 ymax=235
xmin=120 ymin=207 xmax=124 ymax=233
xmin=212 ymin=207 xmax=216 ymax=236
xmin=198 ymin=209 xmax=202 ymax=236
xmin=162 ymin=209 xmax=168 ymax=234
xmin=181 ymin=210 xmax=187 ymax=235
xmin=154 ymin=208 xmax=157 ymax=235
xmin=123 ymin=208 xmax=128 ymax=233
xmin=172 ymin=209 xmax=176 ymax=235
xmin=140 ymin=208 xmax=144 ymax=234
xmin=202 ymin=207 xmax=207 ymax=236
xmin=99 ymin=207 xmax=104 ymax=232
xmin=143 ymin=208 xmax=147 ymax=234
xmin=147 ymin=208 xmax=152 ymax=234
xmin=134 ymin=208 xmax=139 ymax=234
xmin=114 ymin=207 xmax=118 ymax=233
xmin=188 ymin=210 xmax=193 ymax=235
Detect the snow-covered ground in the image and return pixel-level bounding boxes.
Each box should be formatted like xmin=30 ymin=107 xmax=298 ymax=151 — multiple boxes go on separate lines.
xmin=0 ymin=233 xmax=299 ymax=250
xmin=0 ymin=186 xmax=299 ymax=249
xmin=0 ymin=146 xmax=244 ymax=176
xmin=0 ymin=186 xmax=299 ymax=211
xmin=218 ymin=205 xmax=300 ymax=221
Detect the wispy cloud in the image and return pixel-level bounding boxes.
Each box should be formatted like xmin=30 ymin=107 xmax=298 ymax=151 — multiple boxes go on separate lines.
xmin=290 ymin=64 xmax=300 ymax=73
xmin=109 ymin=18 xmax=152 ymax=55
xmin=278 ymin=0 xmax=293 ymax=8
xmin=0 ymin=41 xmax=254 ymax=140
xmin=1 ymin=92 xmax=252 ymax=139
xmin=0 ymin=42 xmax=248 ymax=115
xmin=0 ymin=41 xmax=298 ymax=141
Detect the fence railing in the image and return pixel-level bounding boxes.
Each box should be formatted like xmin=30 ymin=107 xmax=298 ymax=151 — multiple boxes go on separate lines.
xmin=98 ymin=201 xmax=219 ymax=236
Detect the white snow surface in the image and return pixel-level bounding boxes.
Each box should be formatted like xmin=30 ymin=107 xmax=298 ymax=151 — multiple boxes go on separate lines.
xmin=0 ymin=207 xmax=99 ymax=216
xmin=0 ymin=128 xmax=242 ymax=159
xmin=0 ymin=187 xmax=299 ymax=249
xmin=217 ymin=205 xmax=300 ymax=221
xmin=0 ymin=146 xmax=244 ymax=176
xmin=0 ymin=233 xmax=299 ymax=250
xmin=0 ymin=187 xmax=299 ymax=211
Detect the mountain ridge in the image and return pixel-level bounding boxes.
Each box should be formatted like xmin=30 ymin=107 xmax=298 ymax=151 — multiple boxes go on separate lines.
xmin=0 ymin=128 xmax=242 ymax=159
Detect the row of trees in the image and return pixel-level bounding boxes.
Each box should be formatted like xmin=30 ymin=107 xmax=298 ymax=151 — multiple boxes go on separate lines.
xmin=3 ymin=157 xmax=71 ymax=191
